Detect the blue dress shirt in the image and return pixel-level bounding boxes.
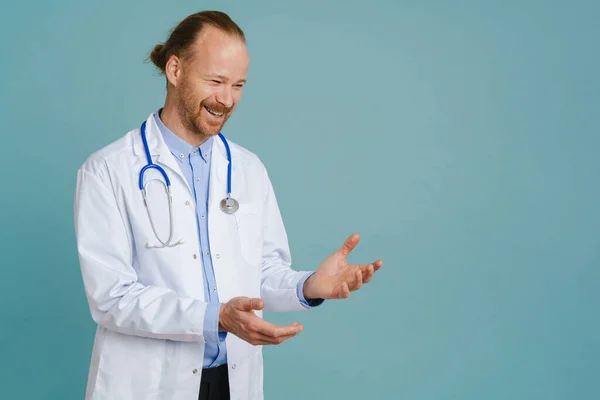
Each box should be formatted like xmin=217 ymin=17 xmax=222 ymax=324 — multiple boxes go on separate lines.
xmin=154 ymin=109 xmax=323 ymax=368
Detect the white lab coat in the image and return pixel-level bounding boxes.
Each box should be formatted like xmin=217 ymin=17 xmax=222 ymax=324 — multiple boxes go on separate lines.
xmin=74 ymin=113 xmax=312 ymax=400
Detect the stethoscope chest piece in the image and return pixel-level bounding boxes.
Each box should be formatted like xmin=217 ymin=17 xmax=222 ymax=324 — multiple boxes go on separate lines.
xmin=220 ymin=196 xmax=239 ymax=214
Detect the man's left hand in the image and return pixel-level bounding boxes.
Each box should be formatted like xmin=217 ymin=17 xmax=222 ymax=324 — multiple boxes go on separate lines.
xmin=303 ymin=233 xmax=383 ymax=300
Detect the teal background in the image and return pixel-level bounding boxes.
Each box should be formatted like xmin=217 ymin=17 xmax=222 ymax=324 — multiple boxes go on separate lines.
xmin=1 ymin=0 xmax=598 ymax=398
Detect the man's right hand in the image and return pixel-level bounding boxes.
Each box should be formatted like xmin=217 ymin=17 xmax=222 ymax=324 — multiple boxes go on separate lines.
xmin=218 ymin=297 xmax=303 ymax=346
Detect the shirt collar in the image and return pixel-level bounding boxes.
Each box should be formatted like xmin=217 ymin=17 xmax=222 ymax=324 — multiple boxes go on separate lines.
xmin=154 ymin=108 xmax=213 ymax=163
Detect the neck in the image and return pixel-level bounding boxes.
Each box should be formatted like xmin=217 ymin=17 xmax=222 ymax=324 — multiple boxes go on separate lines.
xmin=160 ymin=97 xmax=209 ymax=147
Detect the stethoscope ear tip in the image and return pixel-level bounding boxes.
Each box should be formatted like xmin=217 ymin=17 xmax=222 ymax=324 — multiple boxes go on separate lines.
xmin=145 ymin=239 xmax=185 ymax=248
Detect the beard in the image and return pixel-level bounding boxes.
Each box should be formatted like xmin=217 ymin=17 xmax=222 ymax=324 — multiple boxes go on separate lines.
xmin=177 ymin=84 xmax=233 ymax=138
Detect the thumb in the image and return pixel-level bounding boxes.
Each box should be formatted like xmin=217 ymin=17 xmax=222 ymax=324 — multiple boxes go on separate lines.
xmin=339 ymin=233 xmax=360 ymax=257
xmin=237 ymin=297 xmax=264 ymax=311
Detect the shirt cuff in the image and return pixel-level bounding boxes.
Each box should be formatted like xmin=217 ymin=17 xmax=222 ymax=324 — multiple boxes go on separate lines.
xmin=203 ymin=303 xmax=227 ymax=344
xmin=296 ymin=271 xmax=325 ymax=308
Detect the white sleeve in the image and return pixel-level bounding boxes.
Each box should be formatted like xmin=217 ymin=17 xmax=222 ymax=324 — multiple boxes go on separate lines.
xmin=74 ymin=163 xmax=207 ymax=342
xmin=259 ymin=166 xmax=313 ymax=312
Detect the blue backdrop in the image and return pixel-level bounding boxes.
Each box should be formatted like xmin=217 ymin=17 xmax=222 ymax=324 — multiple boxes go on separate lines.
xmin=0 ymin=0 xmax=598 ymax=398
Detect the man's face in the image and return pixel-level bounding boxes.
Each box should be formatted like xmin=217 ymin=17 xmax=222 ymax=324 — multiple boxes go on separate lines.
xmin=174 ymin=26 xmax=249 ymax=137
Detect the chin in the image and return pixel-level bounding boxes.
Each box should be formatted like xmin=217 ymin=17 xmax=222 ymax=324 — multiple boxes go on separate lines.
xmin=203 ymin=123 xmax=225 ymax=136
xmin=190 ymin=119 xmax=220 ymax=136
xmin=202 ymin=118 xmax=229 ymax=135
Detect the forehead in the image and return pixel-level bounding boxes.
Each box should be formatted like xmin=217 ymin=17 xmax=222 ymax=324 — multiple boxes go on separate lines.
xmin=186 ymin=25 xmax=249 ymax=77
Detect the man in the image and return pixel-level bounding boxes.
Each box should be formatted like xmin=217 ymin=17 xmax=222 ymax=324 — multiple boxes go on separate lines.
xmin=74 ymin=10 xmax=382 ymax=400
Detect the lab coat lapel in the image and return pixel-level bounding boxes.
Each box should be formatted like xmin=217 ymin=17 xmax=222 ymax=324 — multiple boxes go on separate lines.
xmin=133 ymin=114 xmax=193 ymax=196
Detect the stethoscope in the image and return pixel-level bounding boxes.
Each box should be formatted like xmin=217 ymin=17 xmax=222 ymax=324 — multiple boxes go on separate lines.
xmin=139 ymin=120 xmax=239 ymax=248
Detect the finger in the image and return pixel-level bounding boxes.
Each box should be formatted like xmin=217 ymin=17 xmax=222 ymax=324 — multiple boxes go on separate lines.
xmin=238 ymin=297 xmax=264 ymax=311
xmin=250 ymin=330 xmax=301 ymax=346
xmin=359 ymin=263 xmax=375 ymax=283
xmin=362 ymin=264 xmax=374 ymax=283
xmin=351 ymin=269 xmax=363 ymax=291
xmin=254 ymin=318 xmax=303 ymax=338
xmin=340 ymin=282 xmax=350 ymax=298
xmin=259 ymin=322 xmax=304 ymax=345
xmin=339 ymin=233 xmax=360 ymax=257
xmin=359 ymin=260 xmax=382 ymax=280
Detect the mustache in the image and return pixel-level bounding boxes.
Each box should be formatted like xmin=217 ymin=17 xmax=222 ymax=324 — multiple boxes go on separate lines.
xmin=202 ymin=102 xmax=233 ymax=114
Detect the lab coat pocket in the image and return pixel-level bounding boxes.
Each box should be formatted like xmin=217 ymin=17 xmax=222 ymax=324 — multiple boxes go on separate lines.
xmin=233 ymin=204 xmax=263 ymax=267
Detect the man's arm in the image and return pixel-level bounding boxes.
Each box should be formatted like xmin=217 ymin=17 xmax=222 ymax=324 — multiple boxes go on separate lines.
xmin=74 ymin=162 xmax=209 ymax=342
xmin=258 ymin=165 xmax=324 ymax=312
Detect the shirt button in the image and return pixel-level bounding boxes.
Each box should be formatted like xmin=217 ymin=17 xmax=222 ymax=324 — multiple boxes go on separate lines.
xmin=196 ymin=178 xmax=201 ymax=182
xmin=179 ymin=153 xmax=184 ymax=158
xmin=231 ymin=364 xmax=236 ymax=369
xmin=193 ymin=369 xmax=198 ymax=374
xmin=201 ymin=214 xmax=205 ymax=219
xmin=193 ymin=254 xmax=197 ymax=259
xmin=215 ymin=254 xmax=220 ymax=259
xmin=213 ymin=287 xmax=217 ymax=292
xmin=205 ymin=251 xmax=210 ymax=256
xmin=185 ymin=201 xmax=190 ymax=206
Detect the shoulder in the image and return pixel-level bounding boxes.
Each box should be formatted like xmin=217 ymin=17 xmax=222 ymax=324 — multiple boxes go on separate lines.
xmin=227 ymin=138 xmax=269 ymax=176
xmin=228 ymin=138 xmax=261 ymax=162
xmin=224 ymin=138 xmax=276 ymax=204
xmin=77 ymin=129 xmax=137 ymax=176
xmin=79 ymin=128 xmax=137 ymax=166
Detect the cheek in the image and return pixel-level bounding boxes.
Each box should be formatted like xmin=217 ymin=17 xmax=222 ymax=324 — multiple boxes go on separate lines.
xmin=181 ymin=85 xmax=197 ymax=105
xmin=183 ymin=82 xmax=212 ymax=105
xmin=228 ymin=90 xmax=243 ymax=107
xmin=234 ymin=90 xmax=243 ymax=103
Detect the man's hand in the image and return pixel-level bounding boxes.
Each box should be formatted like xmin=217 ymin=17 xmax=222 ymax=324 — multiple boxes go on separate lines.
xmin=303 ymin=233 xmax=383 ymax=300
xmin=218 ymin=297 xmax=304 ymax=346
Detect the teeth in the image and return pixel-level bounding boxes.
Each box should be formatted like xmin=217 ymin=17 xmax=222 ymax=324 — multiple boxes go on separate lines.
xmin=205 ymin=106 xmax=224 ymax=117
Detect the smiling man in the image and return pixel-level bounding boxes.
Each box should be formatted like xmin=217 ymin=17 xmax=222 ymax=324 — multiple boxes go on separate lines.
xmin=74 ymin=10 xmax=382 ymax=400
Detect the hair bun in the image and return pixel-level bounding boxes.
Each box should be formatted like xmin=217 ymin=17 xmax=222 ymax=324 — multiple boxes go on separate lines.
xmin=149 ymin=43 xmax=166 ymax=73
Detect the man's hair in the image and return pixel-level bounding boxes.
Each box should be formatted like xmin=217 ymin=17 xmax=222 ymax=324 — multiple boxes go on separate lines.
xmin=148 ymin=10 xmax=245 ymax=74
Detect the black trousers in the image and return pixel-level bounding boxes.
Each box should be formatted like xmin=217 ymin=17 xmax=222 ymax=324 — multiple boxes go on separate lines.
xmin=198 ymin=364 xmax=230 ymax=400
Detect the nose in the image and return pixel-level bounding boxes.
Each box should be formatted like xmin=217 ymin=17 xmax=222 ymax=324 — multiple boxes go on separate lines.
xmin=215 ymin=86 xmax=234 ymax=108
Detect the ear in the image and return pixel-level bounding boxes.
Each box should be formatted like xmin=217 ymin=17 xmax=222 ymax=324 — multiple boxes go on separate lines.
xmin=165 ymin=55 xmax=183 ymax=87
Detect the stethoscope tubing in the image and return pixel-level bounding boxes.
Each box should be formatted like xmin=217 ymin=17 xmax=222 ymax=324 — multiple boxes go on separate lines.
xmin=138 ymin=119 xmax=237 ymax=248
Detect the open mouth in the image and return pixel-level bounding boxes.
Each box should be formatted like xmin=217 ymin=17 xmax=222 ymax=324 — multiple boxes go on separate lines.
xmin=204 ymin=105 xmax=225 ymax=117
